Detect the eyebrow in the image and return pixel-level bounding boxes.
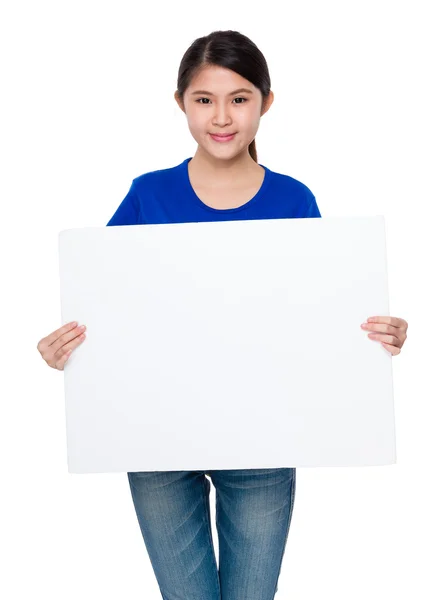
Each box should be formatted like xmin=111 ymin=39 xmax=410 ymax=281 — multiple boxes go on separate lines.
xmin=190 ymin=88 xmax=254 ymax=96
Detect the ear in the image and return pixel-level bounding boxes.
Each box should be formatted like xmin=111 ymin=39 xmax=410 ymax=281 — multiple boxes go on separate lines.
xmin=261 ymin=90 xmax=274 ymax=116
xmin=174 ymin=91 xmax=185 ymax=113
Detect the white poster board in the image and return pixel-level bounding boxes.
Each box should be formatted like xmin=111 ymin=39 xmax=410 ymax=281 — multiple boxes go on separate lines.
xmin=58 ymin=216 xmax=395 ymax=473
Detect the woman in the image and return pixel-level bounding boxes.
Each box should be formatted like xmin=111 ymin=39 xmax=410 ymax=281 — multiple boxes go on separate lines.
xmin=37 ymin=30 xmax=408 ymax=600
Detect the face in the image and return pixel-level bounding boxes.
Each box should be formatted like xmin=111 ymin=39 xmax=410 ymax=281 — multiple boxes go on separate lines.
xmin=175 ymin=65 xmax=274 ymax=161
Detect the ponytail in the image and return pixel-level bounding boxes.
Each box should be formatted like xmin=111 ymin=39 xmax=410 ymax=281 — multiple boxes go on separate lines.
xmin=249 ymin=138 xmax=257 ymax=163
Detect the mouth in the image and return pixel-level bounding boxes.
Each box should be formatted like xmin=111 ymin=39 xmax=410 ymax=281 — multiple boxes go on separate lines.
xmin=209 ymin=133 xmax=236 ymax=142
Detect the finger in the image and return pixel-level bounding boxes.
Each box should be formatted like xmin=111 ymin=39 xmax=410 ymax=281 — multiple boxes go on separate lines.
xmin=51 ymin=332 xmax=86 ymax=367
xmin=363 ymin=323 xmax=407 ymax=347
xmin=54 ymin=348 xmax=72 ymax=371
xmin=362 ymin=322 xmax=400 ymax=336
xmin=38 ymin=321 xmax=78 ymax=351
xmin=49 ymin=325 xmax=86 ymax=356
xmin=381 ymin=341 xmax=401 ymax=355
xmin=366 ymin=316 xmax=407 ymax=329
xmin=368 ymin=332 xmax=401 ymax=347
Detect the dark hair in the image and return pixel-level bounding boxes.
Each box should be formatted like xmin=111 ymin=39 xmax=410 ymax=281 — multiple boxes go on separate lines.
xmin=176 ymin=30 xmax=271 ymax=163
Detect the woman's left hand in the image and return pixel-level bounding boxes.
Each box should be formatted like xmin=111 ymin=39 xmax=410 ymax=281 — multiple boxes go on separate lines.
xmin=361 ymin=316 xmax=408 ymax=356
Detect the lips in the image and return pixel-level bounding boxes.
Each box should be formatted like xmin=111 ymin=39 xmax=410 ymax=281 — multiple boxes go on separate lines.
xmin=209 ymin=133 xmax=236 ymax=142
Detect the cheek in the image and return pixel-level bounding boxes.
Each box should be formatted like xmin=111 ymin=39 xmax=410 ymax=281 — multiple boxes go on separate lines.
xmin=237 ymin=108 xmax=260 ymax=128
xmin=186 ymin=112 xmax=205 ymax=133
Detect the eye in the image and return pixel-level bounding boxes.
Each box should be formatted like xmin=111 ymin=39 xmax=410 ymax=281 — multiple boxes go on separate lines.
xmin=195 ymin=97 xmax=248 ymax=104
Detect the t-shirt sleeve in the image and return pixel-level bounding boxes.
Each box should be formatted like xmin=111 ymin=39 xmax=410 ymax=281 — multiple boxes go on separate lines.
xmin=106 ymin=180 xmax=140 ymax=226
xmin=304 ymin=194 xmax=321 ymax=218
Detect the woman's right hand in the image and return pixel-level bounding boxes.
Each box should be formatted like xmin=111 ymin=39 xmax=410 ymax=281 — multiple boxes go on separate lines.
xmin=37 ymin=321 xmax=87 ymax=370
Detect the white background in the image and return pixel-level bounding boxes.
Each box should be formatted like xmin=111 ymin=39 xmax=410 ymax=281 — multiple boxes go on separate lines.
xmin=1 ymin=0 xmax=437 ymax=598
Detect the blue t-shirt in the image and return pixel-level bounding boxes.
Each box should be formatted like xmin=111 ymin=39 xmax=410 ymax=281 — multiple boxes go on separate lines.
xmin=106 ymin=157 xmax=321 ymax=226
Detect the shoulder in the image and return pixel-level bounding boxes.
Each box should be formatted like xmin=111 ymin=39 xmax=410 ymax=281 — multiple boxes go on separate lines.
xmin=131 ymin=160 xmax=183 ymax=191
xmin=106 ymin=161 xmax=184 ymax=227
xmin=266 ymin=165 xmax=315 ymax=200
xmin=264 ymin=165 xmax=321 ymax=217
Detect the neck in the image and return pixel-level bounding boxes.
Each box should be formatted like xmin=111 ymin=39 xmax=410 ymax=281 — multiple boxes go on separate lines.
xmin=189 ymin=147 xmax=258 ymax=183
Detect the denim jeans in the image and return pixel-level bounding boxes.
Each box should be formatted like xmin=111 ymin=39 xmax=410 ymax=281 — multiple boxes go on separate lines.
xmin=127 ymin=467 xmax=296 ymax=599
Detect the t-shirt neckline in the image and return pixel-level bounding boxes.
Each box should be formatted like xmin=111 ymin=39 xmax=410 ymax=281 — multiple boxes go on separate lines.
xmin=180 ymin=157 xmax=272 ymax=214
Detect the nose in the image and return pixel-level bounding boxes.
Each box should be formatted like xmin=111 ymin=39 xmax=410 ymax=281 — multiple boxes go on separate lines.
xmin=212 ymin=102 xmax=233 ymax=127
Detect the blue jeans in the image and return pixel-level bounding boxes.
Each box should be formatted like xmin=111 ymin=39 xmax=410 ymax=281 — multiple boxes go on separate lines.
xmin=127 ymin=468 xmax=296 ymax=599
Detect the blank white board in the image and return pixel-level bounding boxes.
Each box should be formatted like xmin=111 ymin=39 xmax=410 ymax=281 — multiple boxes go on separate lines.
xmin=58 ymin=216 xmax=395 ymax=473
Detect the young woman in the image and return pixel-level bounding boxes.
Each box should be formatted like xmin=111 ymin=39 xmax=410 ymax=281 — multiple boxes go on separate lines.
xmin=37 ymin=30 xmax=408 ymax=600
